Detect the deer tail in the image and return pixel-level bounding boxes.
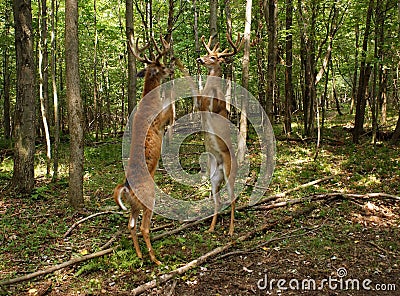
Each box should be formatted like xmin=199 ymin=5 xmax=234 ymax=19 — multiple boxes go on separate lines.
xmin=113 ymin=184 xmax=129 ymax=211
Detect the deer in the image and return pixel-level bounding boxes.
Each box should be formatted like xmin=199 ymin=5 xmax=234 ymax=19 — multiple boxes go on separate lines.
xmin=113 ymin=36 xmax=174 ymax=265
xmin=196 ymin=33 xmax=243 ymax=235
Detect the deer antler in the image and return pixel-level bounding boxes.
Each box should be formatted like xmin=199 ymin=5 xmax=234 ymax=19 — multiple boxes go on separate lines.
xmin=128 ymin=38 xmax=152 ymax=64
xmin=152 ymin=34 xmax=171 ymax=62
xmin=200 ymin=33 xmax=243 ymax=58
xmin=217 ymin=33 xmax=244 ymax=58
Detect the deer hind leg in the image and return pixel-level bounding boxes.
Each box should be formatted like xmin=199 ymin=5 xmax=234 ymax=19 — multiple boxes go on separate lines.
xmin=223 ymin=153 xmax=237 ymax=236
xmin=140 ymin=208 xmax=161 ymax=265
xmin=128 ymin=206 xmax=142 ymax=259
xmin=208 ymin=160 xmax=224 ymax=233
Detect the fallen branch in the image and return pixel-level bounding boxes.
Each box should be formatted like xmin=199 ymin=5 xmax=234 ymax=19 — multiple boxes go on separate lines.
xmin=132 ymin=217 xmax=293 ymax=295
xmin=63 ymin=211 xmax=124 ymax=238
xmin=240 ymin=175 xmax=335 ymax=210
xmin=215 ymin=225 xmax=323 ymax=260
xmin=0 ymin=247 xmax=116 ymax=286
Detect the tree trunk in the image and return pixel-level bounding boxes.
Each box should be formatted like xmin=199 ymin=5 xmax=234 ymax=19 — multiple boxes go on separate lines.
xmin=255 ymin=1 xmax=266 ymax=112
xmin=126 ymin=0 xmax=137 ymax=116
xmin=284 ymin=0 xmax=293 ymax=136
xmin=353 ymin=0 xmax=374 ymax=144
xmin=65 ymin=0 xmax=84 ymax=208
xmin=391 ymin=110 xmax=400 ymax=144
xmin=297 ymin=0 xmax=317 ymax=137
xmin=38 ymin=0 xmax=51 ymax=176
xmin=209 ymin=0 xmax=218 ymax=45
xmin=350 ymin=22 xmax=359 ymax=115
xmin=2 ymin=6 xmax=12 ymax=140
xmin=224 ymin=0 xmax=233 ymax=115
xmin=237 ymin=0 xmax=252 ymax=164
xmin=51 ymin=0 xmax=60 ymax=180
xmin=265 ymin=0 xmax=277 ymax=122
xmin=93 ymin=0 xmax=99 ymax=140
xmin=11 ymin=0 xmax=36 ymax=194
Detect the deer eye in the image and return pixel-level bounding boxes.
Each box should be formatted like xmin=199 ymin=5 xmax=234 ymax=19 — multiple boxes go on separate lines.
xmin=209 ymin=56 xmax=216 ymax=61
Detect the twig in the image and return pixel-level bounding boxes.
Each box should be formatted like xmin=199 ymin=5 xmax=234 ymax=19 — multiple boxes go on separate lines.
xmin=0 ymin=247 xmax=116 ymax=286
xmin=63 ymin=211 xmax=124 ymax=238
xmin=100 ymin=231 xmax=122 ymax=250
xmin=367 ymin=241 xmax=390 ymax=255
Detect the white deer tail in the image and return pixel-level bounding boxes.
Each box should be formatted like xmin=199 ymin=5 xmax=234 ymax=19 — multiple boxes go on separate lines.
xmin=113 ymin=184 xmax=129 ymax=211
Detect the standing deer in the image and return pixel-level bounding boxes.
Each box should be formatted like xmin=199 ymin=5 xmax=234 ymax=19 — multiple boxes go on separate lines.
xmin=113 ymin=36 xmax=173 ymax=265
xmin=196 ymin=33 xmax=243 ymax=235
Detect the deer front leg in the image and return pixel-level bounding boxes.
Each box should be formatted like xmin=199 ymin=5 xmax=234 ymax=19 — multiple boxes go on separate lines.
xmin=140 ymin=208 xmax=161 ymax=265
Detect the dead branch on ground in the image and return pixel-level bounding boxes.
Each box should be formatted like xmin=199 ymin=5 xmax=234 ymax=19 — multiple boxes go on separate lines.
xmin=0 ymin=248 xmax=116 ymax=286
xmin=63 ymin=211 xmax=124 ymax=238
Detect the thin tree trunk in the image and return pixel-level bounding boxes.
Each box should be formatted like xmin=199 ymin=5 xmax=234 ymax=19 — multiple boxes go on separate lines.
xmin=12 ymin=0 xmax=36 ymax=194
xmin=237 ymin=0 xmax=252 ymax=164
xmin=350 ymin=23 xmax=359 ymax=115
xmin=265 ymin=0 xmax=277 ymax=122
xmin=2 ymin=5 xmax=12 ymax=140
xmin=209 ymin=0 xmax=218 ymax=45
xmin=331 ymin=61 xmax=342 ymax=116
xmin=38 ymin=0 xmax=51 ymax=176
xmin=93 ymin=0 xmax=99 ymax=141
xmin=225 ymin=0 xmax=233 ymax=115
xmin=126 ymin=0 xmax=137 ymax=116
xmin=284 ymin=0 xmax=293 ymax=136
xmin=65 ymin=0 xmax=84 ymax=208
xmin=353 ymin=0 xmax=374 ymax=144
xmin=51 ymin=0 xmax=60 ymax=180
xmin=255 ymin=1 xmax=266 ymax=112
xmin=391 ymin=110 xmax=400 ymax=144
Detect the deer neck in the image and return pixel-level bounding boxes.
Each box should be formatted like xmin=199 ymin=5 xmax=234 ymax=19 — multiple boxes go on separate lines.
xmin=208 ymin=66 xmax=222 ymax=78
xmin=143 ymin=75 xmax=162 ymax=97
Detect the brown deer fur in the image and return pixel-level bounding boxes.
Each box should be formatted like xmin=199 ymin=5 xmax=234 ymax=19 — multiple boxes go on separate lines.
xmin=196 ymin=34 xmax=243 ymax=235
xmin=113 ymin=37 xmax=173 ymax=265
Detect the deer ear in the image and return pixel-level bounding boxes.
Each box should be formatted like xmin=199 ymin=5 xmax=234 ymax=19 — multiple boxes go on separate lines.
xmin=136 ymin=69 xmax=146 ymax=78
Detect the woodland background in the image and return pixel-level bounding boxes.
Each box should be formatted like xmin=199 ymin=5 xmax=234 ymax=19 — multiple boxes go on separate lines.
xmin=0 ymin=0 xmax=399 ymax=295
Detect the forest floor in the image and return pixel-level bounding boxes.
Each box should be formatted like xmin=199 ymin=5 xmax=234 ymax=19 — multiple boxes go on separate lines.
xmin=0 ymin=111 xmax=399 ymax=295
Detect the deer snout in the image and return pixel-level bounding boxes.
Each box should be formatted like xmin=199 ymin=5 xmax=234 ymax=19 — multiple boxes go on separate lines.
xmin=196 ymin=57 xmax=205 ymax=64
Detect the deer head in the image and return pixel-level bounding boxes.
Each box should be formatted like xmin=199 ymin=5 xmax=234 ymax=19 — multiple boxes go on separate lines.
xmin=129 ymin=35 xmax=173 ymax=80
xmin=197 ymin=33 xmax=244 ymax=69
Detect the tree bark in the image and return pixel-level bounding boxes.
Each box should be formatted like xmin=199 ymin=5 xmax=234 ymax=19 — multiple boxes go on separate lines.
xmin=209 ymin=0 xmax=218 ymax=46
xmin=265 ymin=0 xmax=277 ymax=122
xmin=38 ymin=0 xmax=52 ymax=176
xmin=391 ymin=110 xmax=400 ymax=144
xmin=353 ymin=0 xmax=374 ymax=144
xmin=284 ymin=0 xmax=293 ymax=136
xmin=350 ymin=22 xmax=359 ymax=115
xmin=11 ymin=0 xmax=36 ymax=194
xmin=51 ymin=0 xmax=60 ymax=180
xmin=237 ymin=0 xmax=252 ymax=164
xmin=126 ymin=0 xmax=137 ymax=116
xmin=65 ymin=0 xmax=84 ymax=208
xmin=2 ymin=5 xmax=12 ymax=140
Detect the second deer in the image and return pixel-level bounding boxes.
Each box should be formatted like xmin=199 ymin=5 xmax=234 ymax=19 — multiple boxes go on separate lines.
xmin=113 ymin=36 xmax=173 ymax=265
xmin=196 ymin=33 xmax=243 ymax=235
